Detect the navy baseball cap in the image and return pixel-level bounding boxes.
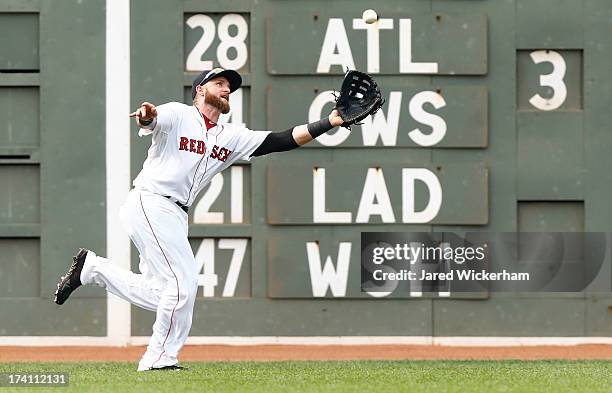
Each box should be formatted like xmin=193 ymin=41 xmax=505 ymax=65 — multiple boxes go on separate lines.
xmin=191 ymin=68 xmax=242 ymax=99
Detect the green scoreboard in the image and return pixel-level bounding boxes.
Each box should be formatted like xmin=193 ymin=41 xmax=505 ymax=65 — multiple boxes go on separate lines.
xmin=2 ymin=0 xmax=612 ymax=337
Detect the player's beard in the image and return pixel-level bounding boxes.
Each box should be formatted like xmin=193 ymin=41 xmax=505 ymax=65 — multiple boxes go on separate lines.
xmin=205 ymin=92 xmax=230 ymax=114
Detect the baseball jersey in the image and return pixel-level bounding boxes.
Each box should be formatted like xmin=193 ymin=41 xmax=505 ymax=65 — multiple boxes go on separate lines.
xmin=133 ymin=102 xmax=270 ymax=206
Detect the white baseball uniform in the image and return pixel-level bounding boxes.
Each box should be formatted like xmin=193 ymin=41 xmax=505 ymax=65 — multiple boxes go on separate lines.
xmin=79 ymin=102 xmax=270 ymax=370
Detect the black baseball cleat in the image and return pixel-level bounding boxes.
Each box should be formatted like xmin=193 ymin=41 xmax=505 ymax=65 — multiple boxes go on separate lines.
xmin=54 ymin=248 xmax=88 ymax=305
xmin=148 ymin=365 xmax=186 ymax=371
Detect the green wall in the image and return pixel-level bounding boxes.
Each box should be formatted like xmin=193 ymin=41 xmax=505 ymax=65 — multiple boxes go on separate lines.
xmin=0 ymin=0 xmax=106 ymax=335
xmin=1 ymin=0 xmax=611 ymax=337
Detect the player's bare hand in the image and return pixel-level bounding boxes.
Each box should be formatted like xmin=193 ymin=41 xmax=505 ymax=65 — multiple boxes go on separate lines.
xmin=129 ymin=102 xmax=158 ymax=120
xmin=328 ymin=109 xmax=344 ymax=127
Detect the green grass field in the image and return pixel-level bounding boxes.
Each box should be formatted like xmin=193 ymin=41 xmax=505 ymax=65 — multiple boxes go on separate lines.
xmin=0 ymin=360 xmax=610 ymax=393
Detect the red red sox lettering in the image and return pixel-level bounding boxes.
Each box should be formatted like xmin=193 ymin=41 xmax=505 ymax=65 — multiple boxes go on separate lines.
xmin=179 ymin=137 xmax=233 ymax=162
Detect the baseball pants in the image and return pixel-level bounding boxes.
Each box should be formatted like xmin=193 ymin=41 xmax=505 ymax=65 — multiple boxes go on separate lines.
xmin=80 ymin=189 xmax=198 ymax=371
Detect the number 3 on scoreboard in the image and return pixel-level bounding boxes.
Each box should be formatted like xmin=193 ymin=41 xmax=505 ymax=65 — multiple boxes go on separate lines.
xmin=529 ymin=50 xmax=567 ymax=111
xmin=185 ymin=14 xmax=248 ymax=71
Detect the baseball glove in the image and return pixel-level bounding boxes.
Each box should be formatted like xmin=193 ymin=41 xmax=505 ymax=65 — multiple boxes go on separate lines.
xmin=334 ymin=70 xmax=384 ymax=129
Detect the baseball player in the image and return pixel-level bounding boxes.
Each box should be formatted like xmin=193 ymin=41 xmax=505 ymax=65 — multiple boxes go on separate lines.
xmin=54 ymin=68 xmax=344 ymax=371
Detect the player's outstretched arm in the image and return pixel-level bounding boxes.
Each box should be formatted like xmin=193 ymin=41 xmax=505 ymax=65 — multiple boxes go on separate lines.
xmin=129 ymin=101 xmax=158 ymax=130
xmin=250 ymin=110 xmax=343 ymax=157
xmin=292 ymin=109 xmax=344 ymax=145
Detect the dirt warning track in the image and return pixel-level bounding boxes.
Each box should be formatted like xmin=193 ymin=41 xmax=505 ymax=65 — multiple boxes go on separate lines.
xmin=2 ymin=344 xmax=612 ymax=362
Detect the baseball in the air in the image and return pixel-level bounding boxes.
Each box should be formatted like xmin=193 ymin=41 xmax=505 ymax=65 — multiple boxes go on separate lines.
xmin=362 ymin=9 xmax=378 ymax=24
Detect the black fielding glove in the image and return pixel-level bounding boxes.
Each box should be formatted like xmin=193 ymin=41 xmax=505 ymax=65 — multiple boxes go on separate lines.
xmin=334 ymin=70 xmax=384 ymax=130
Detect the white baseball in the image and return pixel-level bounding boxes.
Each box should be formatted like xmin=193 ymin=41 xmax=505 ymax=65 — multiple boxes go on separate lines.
xmin=362 ymin=9 xmax=378 ymax=24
